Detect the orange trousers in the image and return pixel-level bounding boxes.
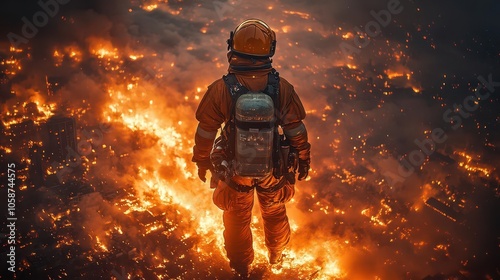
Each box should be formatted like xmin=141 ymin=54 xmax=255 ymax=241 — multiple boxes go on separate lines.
xmin=213 ymin=179 xmax=294 ymax=270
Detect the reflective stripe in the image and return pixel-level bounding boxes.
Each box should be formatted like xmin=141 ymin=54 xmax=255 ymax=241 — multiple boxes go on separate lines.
xmin=196 ymin=125 xmax=217 ymax=139
xmin=283 ymin=123 xmax=306 ymax=137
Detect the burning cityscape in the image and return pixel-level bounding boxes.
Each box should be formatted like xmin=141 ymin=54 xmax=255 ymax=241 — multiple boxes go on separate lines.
xmin=1 ymin=0 xmax=499 ymax=279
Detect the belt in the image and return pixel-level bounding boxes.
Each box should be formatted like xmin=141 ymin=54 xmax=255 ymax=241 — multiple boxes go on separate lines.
xmin=226 ymin=179 xmax=254 ymax=193
xmin=227 ymin=177 xmax=287 ymax=193
xmin=256 ymin=178 xmax=287 ymax=193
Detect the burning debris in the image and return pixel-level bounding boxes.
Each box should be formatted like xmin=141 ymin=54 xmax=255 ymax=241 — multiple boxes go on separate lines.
xmin=424 ymin=197 xmax=460 ymax=222
xmin=1 ymin=0 xmax=499 ymax=279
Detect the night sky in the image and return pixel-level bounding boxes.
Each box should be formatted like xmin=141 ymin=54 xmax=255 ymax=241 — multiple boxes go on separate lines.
xmin=1 ymin=0 xmax=499 ymax=279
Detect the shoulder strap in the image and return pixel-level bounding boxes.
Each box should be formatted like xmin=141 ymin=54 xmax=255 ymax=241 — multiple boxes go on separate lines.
xmin=266 ymin=70 xmax=282 ymax=179
xmin=221 ymin=73 xmax=246 ymax=161
xmin=223 ymin=73 xmax=248 ymax=100
xmin=264 ymin=70 xmax=280 ymax=123
xmin=223 ymin=73 xmax=249 ymax=121
xmin=222 ymin=70 xmax=281 ymax=123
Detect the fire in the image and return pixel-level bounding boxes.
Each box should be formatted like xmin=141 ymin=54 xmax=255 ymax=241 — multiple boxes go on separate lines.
xmin=128 ymin=54 xmax=144 ymax=61
xmin=454 ymin=150 xmax=492 ymax=177
xmin=52 ymin=45 xmax=82 ymax=66
xmin=1 ymin=145 xmax=12 ymax=153
xmin=88 ymin=38 xmax=119 ymax=59
xmin=385 ymin=69 xmax=410 ymax=80
xmin=421 ymin=183 xmax=435 ymax=201
xmin=143 ymin=4 xmax=158 ymax=11
xmin=95 ymin=236 xmax=109 ymax=252
xmin=342 ymin=32 xmax=354 ymax=39
xmin=1 ymin=95 xmax=56 ymax=128
xmin=283 ymin=10 xmax=311 ymax=20
xmin=31 ymin=100 xmax=56 ymax=122
xmin=95 ymin=48 xmax=118 ymax=59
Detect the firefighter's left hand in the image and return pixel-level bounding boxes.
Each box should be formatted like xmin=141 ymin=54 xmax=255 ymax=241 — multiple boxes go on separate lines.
xmin=297 ymin=158 xmax=310 ymax=181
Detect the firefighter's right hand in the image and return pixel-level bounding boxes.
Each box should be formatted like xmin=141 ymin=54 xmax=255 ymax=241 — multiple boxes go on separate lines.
xmin=195 ymin=159 xmax=214 ymax=183
xmin=297 ymin=158 xmax=310 ymax=181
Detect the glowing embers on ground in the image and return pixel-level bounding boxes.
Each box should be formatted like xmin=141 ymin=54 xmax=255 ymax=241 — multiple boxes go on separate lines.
xmin=2 ymin=98 xmax=56 ymax=128
xmin=93 ymin=47 xmax=119 ymax=60
xmin=103 ymin=84 xmax=230 ymax=268
xmin=454 ymin=150 xmax=492 ymax=177
xmin=52 ymin=46 xmax=82 ymax=66
xmin=384 ymin=68 xmax=422 ymax=93
xmin=283 ymin=10 xmax=311 ymax=20
xmin=270 ymin=244 xmax=343 ymax=279
xmin=105 ymin=88 xmax=183 ymax=151
xmin=361 ymin=199 xmax=393 ymax=227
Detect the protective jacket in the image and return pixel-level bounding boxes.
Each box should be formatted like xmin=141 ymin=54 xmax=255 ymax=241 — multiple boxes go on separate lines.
xmin=193 ymin=54 xmax=310 ymax=188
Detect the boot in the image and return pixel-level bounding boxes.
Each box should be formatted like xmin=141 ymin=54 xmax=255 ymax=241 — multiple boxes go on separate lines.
xmin=232 ymin=264 xmax=250 ymax=278
xmin=269 ymin=251 xmax=283 ymax=265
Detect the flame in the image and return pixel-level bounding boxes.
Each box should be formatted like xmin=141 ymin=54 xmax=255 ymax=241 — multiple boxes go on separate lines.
xmin=283 ymin=10 xmax=311 ymax=20
xmin=95 ymin=48 xmax=118 ymax=59
xmin=1 ymin=96 xmax=56 ymax=128
xmin=342 ymin=32 xmax=354 ymax=39
xmin=421 ymin=183 xmax=435 ymax=201
xmin=128 ymin=54 xmax=144 ymax=61
xmin=88 ymin=38 xmax=119 ymax=59
xmin=386 ymin=69 xmax=409 ymax=80
xmin=454 ymin=151 xmax=491 ymax=177
xmin=32 ymin=100 xmax=56 ymax=122
xmin=95 ymin=236 xmax=109 ymax=252
xmin=52 ymin=45 xmax=82 ymax=66
xmin=143 ymin=4 xmax=158 ymax=11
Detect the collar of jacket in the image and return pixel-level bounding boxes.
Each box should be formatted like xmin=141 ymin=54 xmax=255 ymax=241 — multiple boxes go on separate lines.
xmin=227 ymin=52 xmax=273 ymax=75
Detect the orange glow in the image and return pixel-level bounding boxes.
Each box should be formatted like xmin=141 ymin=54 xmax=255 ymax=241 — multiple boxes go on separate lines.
xmin=386 ymin=69 xmax=410 ymax=80
xmin=283 ymin=10 xmax=311 ymax=19
xmin=342 ymin=32 xmax=354 ymax=39
xmin=454 ymin=151 xmax=492 ymax=177
xmin=143 ymin=4 xmax=158 ymax=11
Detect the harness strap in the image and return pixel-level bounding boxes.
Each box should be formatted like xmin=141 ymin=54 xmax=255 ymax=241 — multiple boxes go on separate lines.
xmin=262 ymin=70 xmax=282 ymax=178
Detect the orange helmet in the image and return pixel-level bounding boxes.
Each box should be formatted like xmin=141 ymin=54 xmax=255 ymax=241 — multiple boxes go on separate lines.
xmin=227 ymin=19 xmax=276 ymax=58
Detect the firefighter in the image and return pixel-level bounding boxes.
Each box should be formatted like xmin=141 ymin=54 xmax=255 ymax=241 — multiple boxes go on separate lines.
xmin=192 ymin=19 xmax=311 ymax=277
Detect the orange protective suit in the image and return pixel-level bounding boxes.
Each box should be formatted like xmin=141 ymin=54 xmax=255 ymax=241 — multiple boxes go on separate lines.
xmin=192 ymin=54 xmax=310 ymax=272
